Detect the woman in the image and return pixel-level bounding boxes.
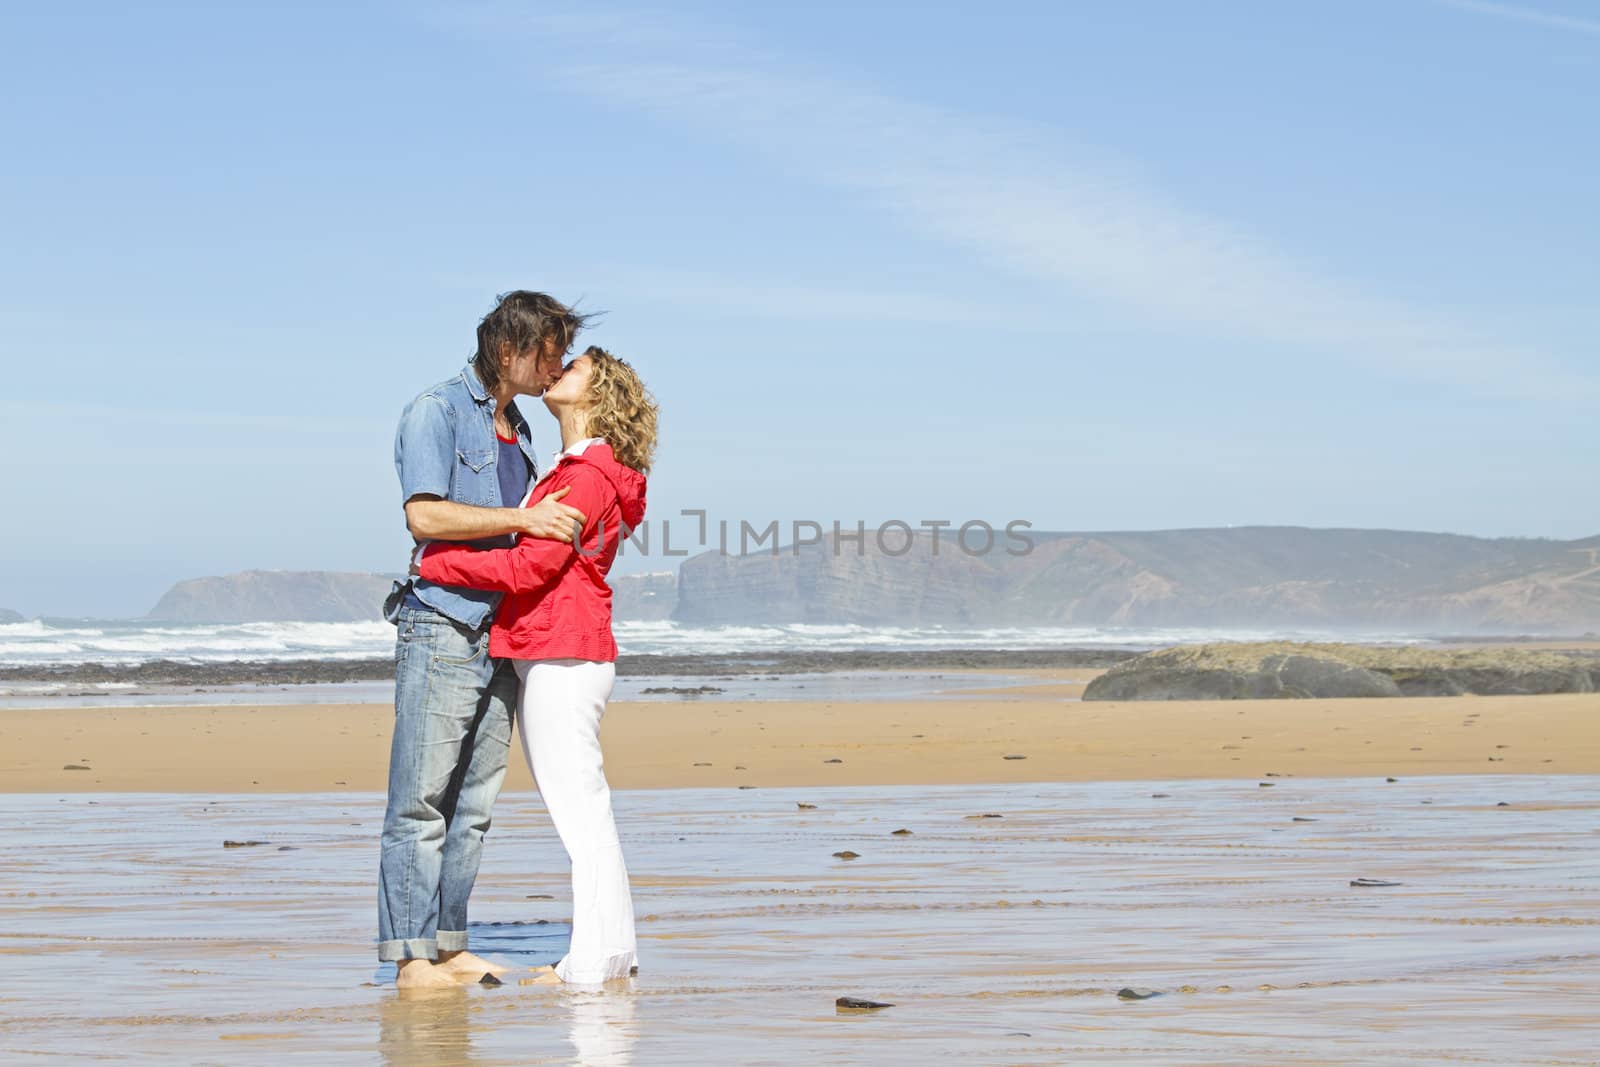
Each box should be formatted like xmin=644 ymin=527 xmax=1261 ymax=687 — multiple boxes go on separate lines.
xmin=415 ymin=345 xmax=656 ymax=984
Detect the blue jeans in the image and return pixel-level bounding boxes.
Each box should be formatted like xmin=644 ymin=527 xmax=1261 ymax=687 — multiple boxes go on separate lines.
xmin=377 ymin=604 xmax=515 ymax=962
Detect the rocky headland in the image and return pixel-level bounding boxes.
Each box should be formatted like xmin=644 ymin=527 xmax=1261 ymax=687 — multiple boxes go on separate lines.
xmin=1083 ymin=642 xmax=1600 ymax=701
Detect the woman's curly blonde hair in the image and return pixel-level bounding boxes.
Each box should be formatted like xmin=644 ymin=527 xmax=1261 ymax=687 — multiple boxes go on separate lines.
xmin=581 ymin=346 xmax=658 ymax=474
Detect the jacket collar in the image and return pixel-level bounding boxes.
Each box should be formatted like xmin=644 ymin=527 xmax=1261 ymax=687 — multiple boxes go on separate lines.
xmin=461 ymin=362 xmax=491 ymax=404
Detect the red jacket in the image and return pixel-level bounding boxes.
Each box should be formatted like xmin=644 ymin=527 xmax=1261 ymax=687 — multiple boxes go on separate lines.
xmin=418 ymin=440 xmax=647 ymax=662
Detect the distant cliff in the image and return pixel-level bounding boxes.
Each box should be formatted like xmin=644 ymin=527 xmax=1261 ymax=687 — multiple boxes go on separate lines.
xmin=673 ymin=527 xmax=1600 ymax=633
xmin=0 ymin=608 xmax=24 ymax=624
xmin=148 ymin=571 xmax=399 ymax=623
xmin=141 ymin=528 xmax=1600 ymax=631
xmin=610 ymin=572 xmax=678 ymax=621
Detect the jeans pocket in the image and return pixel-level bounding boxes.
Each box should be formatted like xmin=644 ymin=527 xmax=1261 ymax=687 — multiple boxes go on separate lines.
xmin=417 ymin=617 xmax=487 ymax=668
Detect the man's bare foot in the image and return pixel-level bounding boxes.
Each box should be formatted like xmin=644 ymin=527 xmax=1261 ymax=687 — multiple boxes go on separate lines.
xmin=435 ymin=950 xmax=509 ymax=979
xmin=395 ymin=958 xmax=460 ymax=990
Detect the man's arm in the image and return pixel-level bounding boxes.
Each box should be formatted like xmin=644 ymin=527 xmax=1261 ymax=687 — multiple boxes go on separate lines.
xmin=404 ymin=489 xmax=585 ymax=543
xmin=394 ymin=392 xmax=584 ymax=543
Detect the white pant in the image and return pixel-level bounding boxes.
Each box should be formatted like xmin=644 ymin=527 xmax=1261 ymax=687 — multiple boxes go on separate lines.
xmin=514 ymin=658 xmax=638 ymax=984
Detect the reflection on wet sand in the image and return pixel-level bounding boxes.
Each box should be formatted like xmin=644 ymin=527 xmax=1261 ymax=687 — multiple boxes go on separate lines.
xmin=380 ymin=989 xmax=476 ymax=1067
xmin=1 ymin=777 xmax=1597 ymax=1065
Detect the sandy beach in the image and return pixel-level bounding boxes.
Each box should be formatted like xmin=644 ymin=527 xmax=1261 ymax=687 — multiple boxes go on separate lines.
xmin=3 ymin=777 xmax=1597 ymax=1065
xmin=3 ymin=676 xmax=1596 ymax=792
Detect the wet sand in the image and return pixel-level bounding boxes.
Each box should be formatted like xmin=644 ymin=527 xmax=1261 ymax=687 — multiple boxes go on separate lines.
xmin=2 ymin=687 xmax=1597 ymax=792
xmin=1 ymin=777 xmax=1596 ymax=1065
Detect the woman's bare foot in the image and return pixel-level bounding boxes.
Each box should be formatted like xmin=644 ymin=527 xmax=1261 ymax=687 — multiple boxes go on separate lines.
xmin=395 ymin=958 xmax=460 ymax=990
xmin=527 ymin=969 xmax=562 ymax=985
xmin=435 ymin=950 xmax=509 ymax=979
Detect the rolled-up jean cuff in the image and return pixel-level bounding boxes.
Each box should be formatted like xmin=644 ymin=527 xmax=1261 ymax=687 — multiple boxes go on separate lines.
xmin=436 ymin=930 xmax=469 ymax=952
xmin=378 ymin=937 xmax=437 ymax=963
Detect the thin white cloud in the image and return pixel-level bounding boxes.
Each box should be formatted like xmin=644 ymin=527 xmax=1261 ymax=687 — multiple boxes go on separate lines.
xmin=1438 ymin=0 xmax=1600 ymax=34
xmin=447 ymin=7 xmax=1595 ymax=404
xmin=433 ymin=266 xmax=1004 ymax=327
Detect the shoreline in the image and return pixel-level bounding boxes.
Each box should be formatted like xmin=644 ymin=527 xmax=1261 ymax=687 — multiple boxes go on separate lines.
xmin=0 ymin=646 xmax=1136 ymax=690
xmin=3 ymin=690 xmax=1594 ymax=793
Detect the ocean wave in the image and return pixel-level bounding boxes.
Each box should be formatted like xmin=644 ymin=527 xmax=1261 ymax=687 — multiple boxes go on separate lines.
xmin=0 ymin=620 xmax=396 ymax=666
xmin=0 ymin=617 xmax=1435 ymax=668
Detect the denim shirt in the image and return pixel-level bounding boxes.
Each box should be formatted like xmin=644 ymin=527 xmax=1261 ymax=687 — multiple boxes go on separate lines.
xmin=385 ymin=364 xmax=540 ymax=630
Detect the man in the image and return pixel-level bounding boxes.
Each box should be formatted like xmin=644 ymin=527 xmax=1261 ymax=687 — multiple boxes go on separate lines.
xmin=378 ymin=290 xmax=588 ymax=989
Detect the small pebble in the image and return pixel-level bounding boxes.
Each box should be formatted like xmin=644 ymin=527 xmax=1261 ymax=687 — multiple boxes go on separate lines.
xmin=836 ymin=997 xmax=893 ymax=1011
xmin=890 ymin=828 xmax=913 ymax=836
xmin=1117 ymin=987 xmax=1162 ymax=1000
xmin=823 ymin=759 xmax=843 ymax=764
xmin=797 ymin=803 xmax=817 ymax=810
xmin=1003 ymin=754 xmax=1026 ymax=761
xmin=1350 ymin=878 xmax=1402 ymax=887
xmin=478 ymin=973 xmax=502 ymax=986
xmin=832 ymin=851 xmax=860 ymax=860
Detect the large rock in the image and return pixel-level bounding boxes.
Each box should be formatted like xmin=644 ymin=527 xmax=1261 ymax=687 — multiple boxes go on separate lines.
xmin=0 ymin=608 xmax=24 ymax=624
xmin=1083 ymin=642 xmax=1600 ymax=701
xmin=147 ymin=571 xmax=399 ymax=623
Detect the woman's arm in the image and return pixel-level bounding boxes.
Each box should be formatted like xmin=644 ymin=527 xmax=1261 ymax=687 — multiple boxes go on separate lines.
xmin=416 ymin=467 xmax=608 ymax=594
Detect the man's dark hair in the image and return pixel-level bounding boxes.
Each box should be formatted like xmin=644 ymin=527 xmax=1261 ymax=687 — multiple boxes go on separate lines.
xmin=473 ymin=291 xmax=590 ymax=390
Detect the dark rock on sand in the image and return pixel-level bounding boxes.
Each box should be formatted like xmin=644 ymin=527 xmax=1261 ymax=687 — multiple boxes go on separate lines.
xmin=62 ymin=764 xmax=91 ymax=771
xmin=890 ymin=828 xmax=913 ymax=835
xmin=1350 ymin=878 xmax=1402 ymax=887
xmin=797 ymin=803 xmax=817 ymax=810
xmin=823 ymin=758 xmax=843 ymax=764
xmin=478 ymin=973 xmax=503 ymax=986
xmin=1003 ymin=754 xmax=1027 ymax=760
xmin=836 ymin=997 xmax=893 ymax=1011
xmin=223 ymin=840 xmax=268 ymax=848
xmin=640 ymin=685 xmax=725 ymax=695
xmin=1084 ymin=642 xmax=1600 ymax=701
xmin=832 ymin=851 xmax=861 ymax=860
xmin=1117 ymin=987 xmax=1163 ymax=1000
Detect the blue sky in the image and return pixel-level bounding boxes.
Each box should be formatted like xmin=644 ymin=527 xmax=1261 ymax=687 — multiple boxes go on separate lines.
xmin=1 ymin=0 xmax=1596 ymax=617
